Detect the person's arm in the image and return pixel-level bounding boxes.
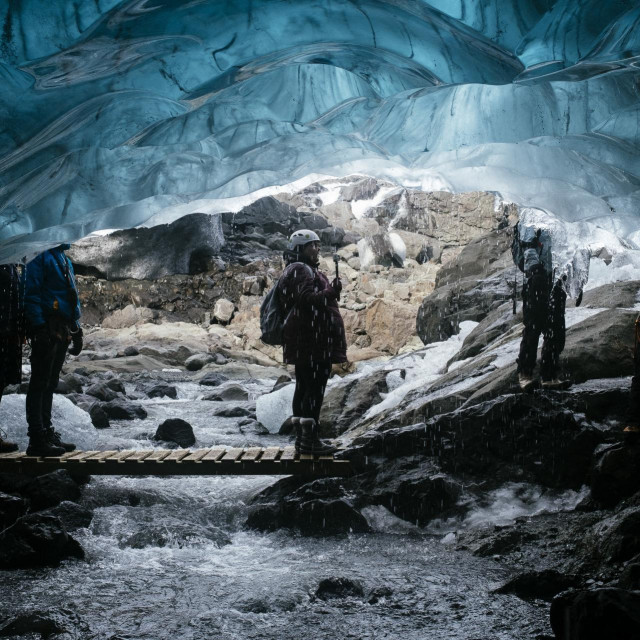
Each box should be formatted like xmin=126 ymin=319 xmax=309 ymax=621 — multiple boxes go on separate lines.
xmin=23 ymin=254 xmax=45 ymax=327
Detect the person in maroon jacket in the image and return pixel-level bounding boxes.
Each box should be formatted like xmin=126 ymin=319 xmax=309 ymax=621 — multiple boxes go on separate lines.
xmin=278 ymin=230 xmax=347 ymax=455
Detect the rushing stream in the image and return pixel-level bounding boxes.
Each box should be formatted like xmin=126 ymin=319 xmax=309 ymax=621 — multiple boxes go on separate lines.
xmin=0 ymin=372 xmax=552 ymax=639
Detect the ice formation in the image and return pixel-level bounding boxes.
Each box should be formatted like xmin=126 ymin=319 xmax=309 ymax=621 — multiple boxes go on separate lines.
xmin=0 ymin=0 xmax=638 ymax=267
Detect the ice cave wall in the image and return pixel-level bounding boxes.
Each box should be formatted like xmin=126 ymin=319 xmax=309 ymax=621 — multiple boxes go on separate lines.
xmin=0 ymin=0 xmax=639 ymax=270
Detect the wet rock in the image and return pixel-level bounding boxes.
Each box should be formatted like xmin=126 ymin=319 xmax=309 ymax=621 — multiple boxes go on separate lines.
xmin=271 ymin=374 xmax=293 ymax=393
xmin=213 ymin=405 xmax=254 ymax=418
xmin=146 ymin=382 xmax=178 ymax=399
xmin=85 ymin=382 xmax=118 ymax=402
xmin=0 ymin=491 xmax=27 ymax=529
xmin=199 ymin=372 xmax=229 ymax=387
xmin=320 ymin=369 xmax=390 ymax=437
xmin=123 ymin=345 xmax=139 ymax=357
xmin=203 ymin=383 xmax=249 ymax=402
xmin=581 ymin=280 xmax=640 ymax=309
xmin=618 ymin=563 xmax=640 ymax=591
xmin=315 ymin=577 xmax=365 ymax=600
xmin=122 ymin=523 xmax=230 ymax=549
xmin=238 ymin=419 xmax=270 ymax=435
xmin=465 ymin=526 xmax=537 ymax=557
xmin=360 ymin=460 xmax=462 ymax=526
xmin=0 ymin=514 xmax=84 ymax=569
xmin=494 ymin=569 xmax=578 ymax=601
xmin=278 ymin=415 xmax=296 ymax=436
xmin=41 ymin=501 xmax=93 ymax=531
xmin=154 ymin=418 xmax=196 ymax=448
xmin=185 ymin=353 xmax=214 ymax=371
xmin=105 ymin=378 xmax=126 ymax=395
xmin=591 ymin=442 xmax=640 ymax=508
xmin=0 ymin=608 xmax=87 ymax=638
xmin=102 ymin=398 xmax=147 ymax=420
xmin=550 ymin=588 xmax=640 ymax=640
xmin=60 ymin=373 xmax=84 ymax=394
xmin=246 ymin=478 xmax=370 ymax=535
xmin=89 ymin=402 xmax=110 ymax=429
xmin=367 ymin=586 xmax=394 ymax=604
xmin=22 ymin=470 xmax=82 ymax=511
xmin=213 ymin=298 xmax=235 ymax=323
xmin=583 ymin=505 xmax=640 ymax=564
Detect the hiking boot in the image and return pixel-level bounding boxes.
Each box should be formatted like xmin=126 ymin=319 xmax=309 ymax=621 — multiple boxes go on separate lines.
xmin=0 ymin=437 xmax=18 ymax=453
xmin=26 ymin=432 xmax=65 ymax=457
xmin=291 ymin=417 xmax=302 ymax=449
xmin=518 ymin=373 xmax=535 ymax=392
xmin=296 ymin=418 xmax=338 ymax=456
xmin=45 ymin=427 xmax=76 ymax=452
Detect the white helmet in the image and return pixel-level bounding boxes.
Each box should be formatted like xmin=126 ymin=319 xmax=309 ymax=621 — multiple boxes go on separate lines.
xmin=288 ymin=229 xmax=320 ymax=251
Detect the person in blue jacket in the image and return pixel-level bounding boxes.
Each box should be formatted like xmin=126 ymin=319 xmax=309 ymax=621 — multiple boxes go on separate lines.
xmin=24 ymin=244 xmax=83 ymax=456
xmin=0 ymin=264 xmax=23 ymax=452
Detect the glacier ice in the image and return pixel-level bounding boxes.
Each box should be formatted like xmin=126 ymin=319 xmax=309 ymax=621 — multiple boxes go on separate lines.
xmin=0 ymin=0 xmax=638 ymax=278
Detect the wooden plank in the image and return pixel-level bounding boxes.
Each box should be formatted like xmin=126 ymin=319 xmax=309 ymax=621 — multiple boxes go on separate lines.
xmin=259 ymin=447 xmax=280 ymax=462
xmin=83 ymin=450 xmax=120 ymax=462
xmin=220 ymin=448 xmax=244 ymax=462
xmin=104 ymin=450 xmax=137 ymax=462
xmin=279 ymin=446 xmax=297 ymax=461
xmin=53 ymin=450 xmax=88 ymax=462
xmin=125 ymin=451 xmax=154 ymax=462
xmin=162 ymin=450 xmax=191 ymax=462
xmin=240 ymin=447 xmax=262 ymax=462
xmin=64 ymin=451 xmax=101 ymax=463
xmin=201 ymin=448 xmax=226 ymax=462
xmin=0 ymin=451 xmax=26 ymax=460
xmin=182 ymin=449 xmax=210 ymax=462
xmin=143 ymin=450 xmax=173 ymax=462
xmin=299 ymin=453 xmax=314 ymax=462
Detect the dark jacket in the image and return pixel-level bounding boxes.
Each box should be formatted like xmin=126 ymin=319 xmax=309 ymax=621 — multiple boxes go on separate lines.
xmin=0 ymin=264 xmax=22 ymax=336
xmin=23 ymin=245 xmax=81 ymax=328
xmin=278 ymin=261 xmax=347 ymax=366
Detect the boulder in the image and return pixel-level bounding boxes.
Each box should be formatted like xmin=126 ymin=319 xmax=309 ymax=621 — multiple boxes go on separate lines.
xmin=550 ymin=588 xmax=640 ymax=640
xmin=154 ymin=419 xmax=196 ymax=448
xmin=213 ymin=406 xmax=254 ymax=418
xmin=102 ymin=398 xmax=147 ymax=420
xmin=22 ymin=470 xmax=82 ymax=511
xmin=146 ymin=383 xmax=178 ymax=399
xmin=0 ymin=514 xmax=84 ymax=569
xmin=315 ymin=577 xmax=365 ymax=600
xmin=0 ymin=609 xmax=87 ymax=638
xmin=68 ymin=212 xmax=224 ymax=280
xmin=41 ymin=501 xmax=94 ymax=531
xmin=102 ymin=304 xmax=158 ymax=329
xmin=0 ymin=491 xmax=27 ymax=530
xmin=85 ymin=382 xmax=118 ymax=402
xmin=198 ymin=372 xmax=229 ymax=387
xmin=89 ymin=403 xmax=110 ymax=429
xmin=494 ymin=569 xmax=578 ymax=601
xmin=213 ymin=298 xmax=235 ymax=323
xmin=185 ymin=353 xmax=214 ymax=371
xmin=591 ymin=442 xmax=640 ymax=508
xmin=202 ymin=383 xmax=249 ymax=402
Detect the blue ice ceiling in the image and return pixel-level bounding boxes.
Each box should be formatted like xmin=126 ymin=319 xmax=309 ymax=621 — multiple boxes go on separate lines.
xmin=0 ymin=0 xmax=639 ymax=262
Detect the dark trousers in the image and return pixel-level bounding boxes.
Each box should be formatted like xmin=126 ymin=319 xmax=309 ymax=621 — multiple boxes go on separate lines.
xmin=293 ymin=361 xmax=331 ymax=422
xmin=517 ymin=272 xmax=566 ymax=380
xmin=26 ymin=337 xmax=68 ymax=433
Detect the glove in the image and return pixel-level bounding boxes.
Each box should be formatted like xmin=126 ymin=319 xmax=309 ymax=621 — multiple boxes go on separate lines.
xmin=576 ymin=290 xmax=583 ymax=307
xmin=31 ymin=324 xmax=50 ymax=350
xmin=68 ymin=326 xmax=83 ymax=356
xmin=331 ymin=277 xmax=342 ymax=295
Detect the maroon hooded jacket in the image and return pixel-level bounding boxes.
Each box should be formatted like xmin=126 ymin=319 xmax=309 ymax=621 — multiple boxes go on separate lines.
xmin=277 ymin=261 xmax=347 ymax=366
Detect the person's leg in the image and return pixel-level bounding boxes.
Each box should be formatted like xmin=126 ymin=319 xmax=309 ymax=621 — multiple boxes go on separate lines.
xmin=26 ymin=334 xmax=64 ymax=456
xmin=0 ymin=342 xmax=18 ymax=452
xmin=309 ymin=361 xmax=331 ymax=424
xmin=624 ymin=316 xmax=640 ymax=432
xmin=541 ymin=282 xmax=567 ymax=382
xmin=296 ymin=361 xmax=336 ymax=455
xmin=292 ymin=363 xmax=308 ymax=418
xmin=517 ymin=272 xmax=547 ymax=385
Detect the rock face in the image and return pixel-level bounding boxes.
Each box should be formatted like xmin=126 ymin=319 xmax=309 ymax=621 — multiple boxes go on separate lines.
xmin=550 ymin=588 xmax=640 ymax=640
xmin=69 ymin=213 xmax=224 ymax=280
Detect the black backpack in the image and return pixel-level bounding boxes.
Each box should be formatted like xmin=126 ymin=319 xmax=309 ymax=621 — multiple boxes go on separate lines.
xmin=260 ymin=263 xmax=312 ymax=345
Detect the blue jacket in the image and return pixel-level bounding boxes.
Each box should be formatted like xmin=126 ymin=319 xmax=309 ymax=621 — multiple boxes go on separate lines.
xmin=23 ymin=245 xmax=81 ymax=328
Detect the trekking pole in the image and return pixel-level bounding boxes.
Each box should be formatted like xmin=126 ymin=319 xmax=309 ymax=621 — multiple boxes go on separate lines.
xmin=333 ymin=252 xmax=339 ymax=279
xmin=512 ymin=269 xmax=517 ymax=315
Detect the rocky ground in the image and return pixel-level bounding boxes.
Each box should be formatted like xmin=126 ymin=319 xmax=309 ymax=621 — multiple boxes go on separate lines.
xmin=2 ymin=176 xmax=639 ymax=638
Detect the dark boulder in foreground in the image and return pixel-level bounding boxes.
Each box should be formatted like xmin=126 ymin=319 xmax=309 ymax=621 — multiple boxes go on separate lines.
xmin=246 ymin=478 xmax=370 ymax=536
xmin=0 ymin=608 xmax=88 ymax=638
xmin=0 ymin=514 xmax=84 ymax=569
xmin=154 ymin=418 xmax=196 ymax=448
xmin=494 ymin=569 xmax=578 ymax=601
xmin=199 ymin=372 xmax=229 ymax=387
xmin=0 ymin=491 xmax=27 ymax=530
xmin=550 ymin=588 xmax=640 ymax=640
xmin=315 ymin=577 xmax=365 ymax=600
xmin=146 ymin=382 xmax=178 ymax=399
xmin=41 ymin=501 xmax=94 ymax=531
xmin=0 ymin=470 xmax=81 ymax=512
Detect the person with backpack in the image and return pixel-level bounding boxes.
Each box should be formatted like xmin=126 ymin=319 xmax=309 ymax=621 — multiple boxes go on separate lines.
xmin=277 ymin=229 xmax=347 ymax=455
xmin=23 ymin=245 xmax=83 ymax=456
xmin=511 ymin=222 xmax=581 ymax=392
xmin=0 ymin=264 xmax=23 ymax=452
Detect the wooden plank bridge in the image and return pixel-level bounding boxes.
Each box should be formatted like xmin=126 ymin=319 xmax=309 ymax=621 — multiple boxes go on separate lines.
xmin=0 ymin=447 xmax=354 ymax=477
